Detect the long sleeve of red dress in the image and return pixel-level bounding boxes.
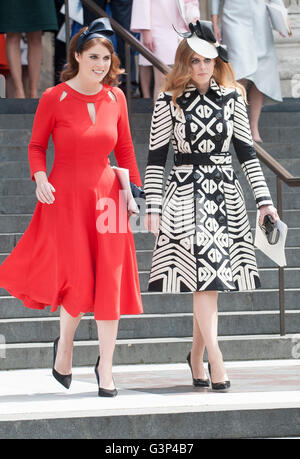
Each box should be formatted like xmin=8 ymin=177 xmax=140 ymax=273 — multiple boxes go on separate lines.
xmin=0 ymin=82 xmax=143 ymax=320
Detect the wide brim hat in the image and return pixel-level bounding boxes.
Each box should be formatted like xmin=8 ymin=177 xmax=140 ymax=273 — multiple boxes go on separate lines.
xmin=76 ymin=17 xmax=114 ymax=52
xmin=173 ymin=20 xmax=229 ymax=63
xmin=187 ymin=35 xmax=218 ymax=59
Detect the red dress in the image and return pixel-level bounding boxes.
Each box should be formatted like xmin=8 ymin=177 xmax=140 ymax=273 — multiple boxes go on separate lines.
xmin=0 ymin=82 xmax=143 ymax=320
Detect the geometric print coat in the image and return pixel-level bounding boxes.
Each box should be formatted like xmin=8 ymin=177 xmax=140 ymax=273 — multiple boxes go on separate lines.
xmin=144 ymin=77 xmax=274 ymax=293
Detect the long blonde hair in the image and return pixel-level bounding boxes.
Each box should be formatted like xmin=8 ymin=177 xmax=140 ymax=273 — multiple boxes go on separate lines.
xmin=163 ymin=39 xmax=246 ymax=108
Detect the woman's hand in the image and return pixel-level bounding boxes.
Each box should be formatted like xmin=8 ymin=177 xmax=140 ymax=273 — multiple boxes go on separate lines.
xmin=211 ymin=15 xmax=222 ymax=43
xmin=280 ymin=16 xmax=292 ymax=37
xmin=141 ymin=30 xmax=155 ymax=53
xmin=144 ymin=213 xmax=160 ymax=237
xmin=34 ymin=171 xmax=56 ymax=204
xmin=258 ymin=204 xmax=279 ymax=225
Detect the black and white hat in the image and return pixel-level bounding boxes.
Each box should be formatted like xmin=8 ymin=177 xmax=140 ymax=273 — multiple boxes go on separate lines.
xmin=76 ymin=17 xmax=114 ymax=52
xmin=174 ymin=20 xmax=229 ymax=63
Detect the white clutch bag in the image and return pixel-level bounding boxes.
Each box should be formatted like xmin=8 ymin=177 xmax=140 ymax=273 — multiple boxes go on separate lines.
xmin=254 ymin=213 xmax=288 ymax=267
xmin=111 ymin=166 xmax=140 ymax=214
xmin=266 ymin=2 xmax=291 ymax=37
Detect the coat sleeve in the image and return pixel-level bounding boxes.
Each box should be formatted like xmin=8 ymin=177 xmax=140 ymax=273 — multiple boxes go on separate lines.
xmin=114 ymin=87 xmax=142 ymax=187
xmin=232 ymin=88 xmax=273 ymax=209
xmin=130 ymin=0 xmax=151 ymax=32
xmin=144 ymin=92 xmax=173 ymax=215
xmin=210 ymin=0 xmax=221 ymax=15
xmin=28 ymin=88 xmax=56 ymax=181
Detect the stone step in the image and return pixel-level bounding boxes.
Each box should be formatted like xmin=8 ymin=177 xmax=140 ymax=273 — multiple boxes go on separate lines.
xmin=132 ymin=126 xmax=300 ymax=145
xmin=0 ymin=288 xmax=298 ymax=318
xmin=0 ymin=209 xmax=299 ymax=233
xmin=0 ymin=109 xmax=299 ymax=128
xmin=0 ymin=360 xmax=299 ymax=439
xmin=137 ymin=268 xmax=300 ymax=292
xmin=0 ymin=336 xmax=297 ymax=371
xmin=1 ymin=187 xmax=300 ymax=214
xmin=135 ymin=247 xmax=300 ymax=270
xmin=1 ymin=227 xmax=300 ymax=253
xmin=0 ymin=310 xmax=299 ymax=344
xmin=0 ymin=124 xmax=299 ymax=147
xmin=1 ymin=244 xmax=299 ymax=269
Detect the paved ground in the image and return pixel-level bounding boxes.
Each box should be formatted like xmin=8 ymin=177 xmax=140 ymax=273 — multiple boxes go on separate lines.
xmin=0 ymin=359 xmax=300 ymax=422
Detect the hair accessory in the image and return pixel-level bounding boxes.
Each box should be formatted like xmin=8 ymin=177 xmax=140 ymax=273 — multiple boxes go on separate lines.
xmin=173 ymin=20 xmax=229 ymax=62
xmin=76 ymin=17 xmax=114 ymax=52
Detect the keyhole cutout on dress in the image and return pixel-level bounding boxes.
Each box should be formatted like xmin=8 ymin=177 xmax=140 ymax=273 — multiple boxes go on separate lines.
xmin=87 ymin=102 xmax=96 ymax=125
xmin=60 ymin=90 xmax=68 ymax=102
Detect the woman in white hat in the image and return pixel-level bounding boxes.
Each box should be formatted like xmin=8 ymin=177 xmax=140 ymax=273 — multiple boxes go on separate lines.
xmin=211 ymin=0 xmax=290 ymax=142
xmin=144 ymin=21 xmax=278 ymax=390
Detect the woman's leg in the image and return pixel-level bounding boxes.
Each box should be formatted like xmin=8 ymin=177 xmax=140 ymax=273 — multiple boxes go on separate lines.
xmin=26 ymin=31 xmax=42 ymax=98
xmin=95 ymin=320 xmax=119 ymax=390
xmin=248 ymin=82 xmax=264 ymax=143
xmin=139 ymin=65 xmax=152 ymax=98
xmin=5 ymin=33 xmax=25 ymax=98
xmin=190 ymin=314 xmax=207 ymax=379
xmin=193 ymin=291 xmax=228 ymax=382
xmin=54 ymin=306 xmax=84 ymax=375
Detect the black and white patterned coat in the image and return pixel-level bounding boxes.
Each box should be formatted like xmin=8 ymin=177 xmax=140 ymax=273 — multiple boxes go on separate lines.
xmin=144 ymin=78 xmax=273 ymax=293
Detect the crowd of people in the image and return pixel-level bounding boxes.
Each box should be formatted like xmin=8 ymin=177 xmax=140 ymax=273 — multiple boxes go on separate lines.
xmin=0 ymin=1 xmax=289 ymax=122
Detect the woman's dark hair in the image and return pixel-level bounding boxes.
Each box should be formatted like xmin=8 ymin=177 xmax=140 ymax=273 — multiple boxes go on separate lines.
xmin=60 ymin=27 xmax=124 ymax=85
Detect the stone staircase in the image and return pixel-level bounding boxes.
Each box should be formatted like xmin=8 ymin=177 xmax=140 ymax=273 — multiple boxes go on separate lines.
xmin=0 ymin=100 xmax=300 ymax=439
xmin=0 ymin=105 xmax=300 ymax=372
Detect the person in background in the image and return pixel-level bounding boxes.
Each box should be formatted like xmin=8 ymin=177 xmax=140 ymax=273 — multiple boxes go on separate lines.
xmin=0 ymin=0 xmax=58 ymax=98
xmin=211 ymin=0 xmax=290 ymax=143
xmin=130 ymin=0 xmax=201 ymax=101
xmin=83 ymin=0 xmax=140 ymax=97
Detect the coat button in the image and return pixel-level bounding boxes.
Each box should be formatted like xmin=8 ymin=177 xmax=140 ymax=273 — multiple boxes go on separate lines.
xmin=186 ymin=114 xmax=193 ymax=121
xmin=215 ymin=97 xmax=222 ymax=103
xmin=218 ymin=215 xmax=226 ymax=225
xmin=193 ymin=172 xmax=201 ymax=180
xmin=190 ymin=134 xmax=197 ymax=141
xmin=214 ymin=171 xmax=222 ymax=181
xmin=216 ymin=112 xmax=222 ymax=119
xmin=216 ymin=194 xmax=223 ymax=203
xmin=215 ymin=134 xmax=222 ymax=141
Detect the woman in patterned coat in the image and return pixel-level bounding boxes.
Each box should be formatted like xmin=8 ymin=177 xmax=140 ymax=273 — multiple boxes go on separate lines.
xmin=144 ymin=21 xmax=279 ymax=390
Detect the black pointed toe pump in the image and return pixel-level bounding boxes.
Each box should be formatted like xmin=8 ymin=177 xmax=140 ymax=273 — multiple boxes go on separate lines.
xmin=94 ymin=356 xmax=118 ymax=397
xmin=52 ymin=337 xmax=72 ymax=389
xmin=208 ymin=361 xmax=231 ymax=391
xmin=186 ymin=351 xmax=210 ymax=387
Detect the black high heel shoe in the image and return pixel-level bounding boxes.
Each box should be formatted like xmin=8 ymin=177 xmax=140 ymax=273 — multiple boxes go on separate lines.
xmin=94 ymin=356 xmax=118 ymax=397
xmin=208 ymin=361 xmax=230 ymax=391
xmin=52 ymin=337 xmax=72 ymax=389
xmin=186 ymin=351 xmax=210 ymax=387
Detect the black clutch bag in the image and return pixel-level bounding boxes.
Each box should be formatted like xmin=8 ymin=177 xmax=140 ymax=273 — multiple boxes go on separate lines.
xmin=259 ymin=215 xmax=280 ymax=245
xmin=130 ymin=182 xmax=146 ymax=200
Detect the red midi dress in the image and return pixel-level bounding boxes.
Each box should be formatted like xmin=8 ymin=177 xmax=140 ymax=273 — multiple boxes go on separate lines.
xmin=0 ymin=82 xmax=144 ymax=320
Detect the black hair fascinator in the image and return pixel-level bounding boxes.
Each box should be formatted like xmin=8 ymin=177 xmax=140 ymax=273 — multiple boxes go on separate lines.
xmin=173 ymin=20 xmax=229 ymax=63
xmin=76 ymin=17 xmax=114 ymax=52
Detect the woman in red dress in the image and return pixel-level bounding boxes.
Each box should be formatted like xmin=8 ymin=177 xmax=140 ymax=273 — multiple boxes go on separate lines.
xmin=0 ymin=18 xmax=143 ymax=396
